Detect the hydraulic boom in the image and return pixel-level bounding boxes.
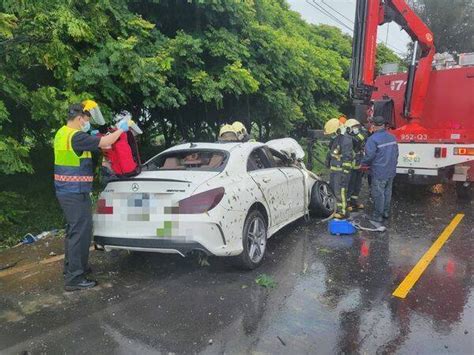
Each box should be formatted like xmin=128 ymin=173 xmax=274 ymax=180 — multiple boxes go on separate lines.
xmin=349 ymin=0 xmax=435 ymax=120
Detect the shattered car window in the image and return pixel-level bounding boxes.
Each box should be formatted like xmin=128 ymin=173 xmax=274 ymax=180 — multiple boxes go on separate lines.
xmin=247 ymin=148 xmax=272 ymax=171
xmin=146 ymin=150 xmax=228 ymax=171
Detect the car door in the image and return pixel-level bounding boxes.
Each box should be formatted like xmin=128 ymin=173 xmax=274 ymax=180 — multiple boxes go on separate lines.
xmin=263 ymin=147 xmax=306 ymax=220
xmin=247 ymin=147 xmax=289 ymax=228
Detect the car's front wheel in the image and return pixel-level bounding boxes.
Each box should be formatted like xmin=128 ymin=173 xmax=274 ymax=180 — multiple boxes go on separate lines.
xmin=234 ymin=210 xmax=267 ymax=270
xmin=309 ymin=180 xmax=335 ymax=217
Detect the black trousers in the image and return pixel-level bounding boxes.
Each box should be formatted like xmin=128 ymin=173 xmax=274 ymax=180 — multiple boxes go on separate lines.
xmin=348 ymin=169 xmax=364 ymax=203
xmin=330 ymin=171 xmax=349 ymax=215
xmin=56 ymin=193 xmax=93 ymax=285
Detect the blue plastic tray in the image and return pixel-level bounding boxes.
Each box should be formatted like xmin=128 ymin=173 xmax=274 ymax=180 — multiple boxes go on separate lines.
xmin=329 ymin=219 xmax=357 ymax=235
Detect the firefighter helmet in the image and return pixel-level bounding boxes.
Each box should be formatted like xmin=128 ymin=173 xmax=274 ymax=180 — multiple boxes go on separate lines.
xmin=324 ymin=118 xmax=342 ymax=135
xmin=345 ymin=118 xmax=361 ymax=128
xmin=218 ymin=124 xmax=238 ymax=141
xmin=232 ymin=121 xmax=248 ymax=141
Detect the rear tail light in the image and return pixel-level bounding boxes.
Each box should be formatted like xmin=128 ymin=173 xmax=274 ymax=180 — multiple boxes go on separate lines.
xmin=178 ymin=187 xmax=225 ymax=214
xmin=434 ymin=147 xmax=447 ymax=158
xmin=96 ymin=199 xmax=113 ymax=214
xmin=435 ymin=147 xmax=448 ymax=158
xmin=453 ymin=147 xmax=474 ymax=156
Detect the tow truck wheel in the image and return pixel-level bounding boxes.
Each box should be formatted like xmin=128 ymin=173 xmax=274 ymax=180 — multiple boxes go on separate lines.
xmin=309 ymin=181 xmax=336 ymax=218
xmin=455 ymin=182 xmax=472 ymax=200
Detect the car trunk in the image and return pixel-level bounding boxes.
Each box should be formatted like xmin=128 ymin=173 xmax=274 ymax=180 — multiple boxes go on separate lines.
xmin=94 ymin=171 xmax=220 ymax=238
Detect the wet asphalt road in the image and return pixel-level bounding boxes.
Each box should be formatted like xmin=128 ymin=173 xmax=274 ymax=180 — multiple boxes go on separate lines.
xmin=0 ymin=184 xmax=473 ymax=354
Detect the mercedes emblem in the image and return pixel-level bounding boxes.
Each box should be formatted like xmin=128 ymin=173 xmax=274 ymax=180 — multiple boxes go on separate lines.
xmin=131 ymin=183 xmax=139 ymax=192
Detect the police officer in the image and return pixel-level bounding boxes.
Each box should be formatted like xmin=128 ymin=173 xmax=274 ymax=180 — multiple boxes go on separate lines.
xmin=54 ymin=101 xmax=129 ymax=291
xmin=324 ymin=118 xmax=354 ymax=219
xmin=345 ymin=119 xmax=367 ymax=211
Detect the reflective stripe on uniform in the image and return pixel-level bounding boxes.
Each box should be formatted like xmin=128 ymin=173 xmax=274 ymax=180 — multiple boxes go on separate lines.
xmin=54 ymin=126 xmax=92 ymax=166
xmin=54 ymin=125 xmax=94 ymax=194
xmin=341 ymin=188 xmax=346 ymax=213
xmin=377 ymin=141 xmax=397 ymax=148
xmin=54 ymin=174 xmax=93 ymax=182
xmin=330 ymin=167 xmax=343 ymax=171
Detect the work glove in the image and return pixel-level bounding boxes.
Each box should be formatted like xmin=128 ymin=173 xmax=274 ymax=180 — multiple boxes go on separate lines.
xmin=117 ymin=118 xmax=129 ymax=132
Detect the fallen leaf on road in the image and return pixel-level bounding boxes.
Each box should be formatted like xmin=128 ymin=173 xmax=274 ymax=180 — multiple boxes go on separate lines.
xmin=255 ymin=274 xmax=277 ymax=288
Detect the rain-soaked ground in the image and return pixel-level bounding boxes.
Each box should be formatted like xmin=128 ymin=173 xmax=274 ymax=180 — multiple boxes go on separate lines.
xmin=0 ymin=184 xmax=473 ymax=354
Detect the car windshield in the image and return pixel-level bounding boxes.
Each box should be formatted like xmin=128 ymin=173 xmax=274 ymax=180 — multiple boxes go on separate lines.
xmin=145 ymin=149 xmax=228 ymax=172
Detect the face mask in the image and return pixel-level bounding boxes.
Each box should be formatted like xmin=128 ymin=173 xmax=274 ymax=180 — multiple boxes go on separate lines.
xmin=80 ymin=119 xmax=91 ymax=132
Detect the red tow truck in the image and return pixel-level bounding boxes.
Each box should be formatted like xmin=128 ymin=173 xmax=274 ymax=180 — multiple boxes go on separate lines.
xmin=350 ymin=0 xmax=474 ymax=198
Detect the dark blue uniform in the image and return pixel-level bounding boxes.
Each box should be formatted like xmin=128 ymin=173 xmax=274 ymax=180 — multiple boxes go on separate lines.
xmin=362 ymin=128 xmax=398 ymax=222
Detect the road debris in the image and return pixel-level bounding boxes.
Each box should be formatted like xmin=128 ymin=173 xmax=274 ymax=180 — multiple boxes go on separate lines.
xmin=277 ymin=335 xmax=286 ymax=346
xmin=255 ymin=274 xmax=277 ymax=288
xmin=0 ymin=261 xmax=19 ymax=271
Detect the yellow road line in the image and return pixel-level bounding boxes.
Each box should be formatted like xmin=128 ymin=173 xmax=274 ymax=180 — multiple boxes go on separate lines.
xmin=392 ymin=213 xmax=464 ymax=299
xmin=0 ymin=246 xmax=95 ymax=278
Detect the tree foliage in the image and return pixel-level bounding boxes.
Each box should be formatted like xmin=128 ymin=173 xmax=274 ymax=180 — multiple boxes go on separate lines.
xmin=408 ymin=0 xmax=474 ymax=53
xmin=0 ymin=0 xmax=398 ymax=173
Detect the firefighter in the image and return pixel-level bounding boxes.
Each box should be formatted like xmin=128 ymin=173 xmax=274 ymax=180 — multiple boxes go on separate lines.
xmin=324 ymin=118 xmax=354 ymax=219
xmin=232 ymin=121 xmax=252 ymax=142
xmin=54 ymin=101 xmax=129 ymax=291
xmin=218 ymin=124 xmax=239 ymax=141
xmin=345 ymin=119 xmax=367 ymax=211
xmin=218 ymin=121 xmax=252 ymax=142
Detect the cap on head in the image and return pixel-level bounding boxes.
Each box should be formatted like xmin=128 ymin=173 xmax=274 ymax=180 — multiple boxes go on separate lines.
xmin=372 ymin=116 xmax=386 ymax=126
xmin=324 ymin=118 xmax=342 ymax=135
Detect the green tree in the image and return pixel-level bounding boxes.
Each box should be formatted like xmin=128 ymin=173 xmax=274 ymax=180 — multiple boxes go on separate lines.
xmin=408 ymin=0 xmax=474 ymax=53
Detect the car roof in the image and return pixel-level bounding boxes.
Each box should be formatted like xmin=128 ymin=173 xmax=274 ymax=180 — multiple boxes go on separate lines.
xmin=164 ymin=141 xmax=265 ymax=153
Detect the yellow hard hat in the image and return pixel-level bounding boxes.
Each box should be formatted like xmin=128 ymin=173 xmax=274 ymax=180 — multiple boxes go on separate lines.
xmin=82 ymin=99 xmax=105 ymax=125
xmin=345 ymin=118 xmax=361 ymax=128
xmin=82 ymin=99 xmax=98 ymax=111
xmin=324 ymin=118 xmax=341 ymax=135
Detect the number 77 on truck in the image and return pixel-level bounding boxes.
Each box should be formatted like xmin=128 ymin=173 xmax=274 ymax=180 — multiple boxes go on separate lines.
xmin=349 ymin=0 xmax=474 ymax=198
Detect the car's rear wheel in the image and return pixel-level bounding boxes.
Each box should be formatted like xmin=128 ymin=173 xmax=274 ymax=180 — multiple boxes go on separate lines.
xmin=234 ymin=210 xmax=267 ymax=270
xmin=309 ymin=180 xmax=335 ymax=217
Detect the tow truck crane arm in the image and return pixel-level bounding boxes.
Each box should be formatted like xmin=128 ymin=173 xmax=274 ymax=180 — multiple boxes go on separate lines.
xmin=350 ymin=0 xmax=435 ymax=120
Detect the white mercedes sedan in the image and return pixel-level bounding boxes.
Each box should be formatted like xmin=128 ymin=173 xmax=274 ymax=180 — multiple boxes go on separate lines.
xmin=93 ymin=139 xmax=334 ymax=269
